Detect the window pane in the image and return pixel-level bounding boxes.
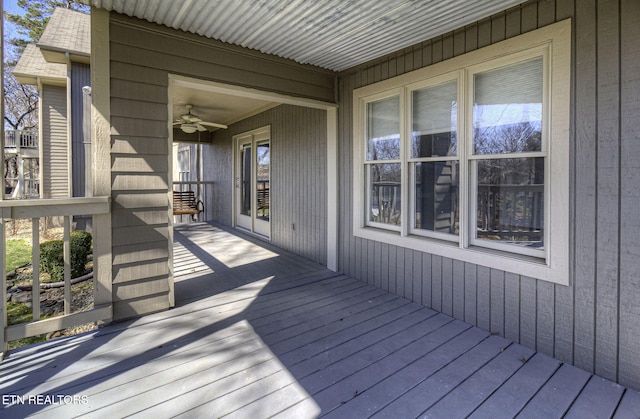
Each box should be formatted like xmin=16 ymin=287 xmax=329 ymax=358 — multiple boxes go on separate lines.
xmin=412 ymin=81 xmax=457 ymax=157
xmin=473 ymin=57 xmax=543 ymax=155
xmin=240 ymin=144 xmax=251 ymax=217
xmin=368 ymin=163 xmax=401 ymax=226
xmin=476 ymin=157 xmax=544 ymax=249
xmin=367 ymin=96 xmax=400 ymax=160
xmin=414 ymin=161 xmax=459 ymax=235
xmin=256 ymin=141 xmax=270 ymax=221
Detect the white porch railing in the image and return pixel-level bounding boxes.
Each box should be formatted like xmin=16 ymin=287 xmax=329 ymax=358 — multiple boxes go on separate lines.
xmin=5 ymin=177 xmax=40 ymax=199
xmin=0 ymin=197 xmax=111 ymax=356
xmin=4 ymin=130 xmax=38 ymax=150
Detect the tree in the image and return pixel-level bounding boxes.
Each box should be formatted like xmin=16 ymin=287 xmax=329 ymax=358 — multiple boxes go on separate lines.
xmin=3 ymin=49 xmax=38 ymax=130
xmin=3 ymin=0 xmax=89 ymax=129
xmin=5 ymin=0 xmax=87 ymax=51
xmin=3 ymin=1 xmax=88 ymax=196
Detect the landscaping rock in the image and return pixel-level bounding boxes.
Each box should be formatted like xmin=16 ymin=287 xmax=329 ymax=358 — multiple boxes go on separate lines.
xmin=46 ymin=331 xmax=63 ymax=340
xmin=40 ymin=299 xmax=64 ymax=317
xmin=11 ymin=291 xmax=31 ymax=304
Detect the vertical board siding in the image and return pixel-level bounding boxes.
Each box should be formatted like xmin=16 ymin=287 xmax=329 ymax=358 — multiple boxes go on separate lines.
xmin=337 ymin=0 xmax=640 ymax=390
xmin=71 ymin=62 xmax=91 ymax=198
xmin=41 ymin=85 xmax=68 ymax=198
xmin=464 ymin=263 xmax=477 ymax=326
xmin=619 ymin=0 xmax=640 ymax=388
xmin=573 ymin=0 xmax=598 ymax=376
xmin=537 ymin=281 xmax=555 ymax=355
xmin=203 ymin=139 xmax=233 ymax=227
xmin=206 ymin=105 xmax=328 ymax=265
xmin=594 ymin=0 xmax=620 ymax=381
xmin=489 ymin=269 xmax=505 ymax=337
xmin=476 ymin=266 xmax=491 ymax=331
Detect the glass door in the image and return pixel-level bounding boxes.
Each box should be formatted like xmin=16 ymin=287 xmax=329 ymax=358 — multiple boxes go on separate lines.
xmin=254 ymin=140 xmax=270 ymax=236
xmin=236 ymin=139 xmax=253 ymax=231
xmin=235 ymin=127 xmax=271 ymax=238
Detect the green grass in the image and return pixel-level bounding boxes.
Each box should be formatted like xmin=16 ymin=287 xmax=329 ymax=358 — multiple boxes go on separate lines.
xmin=7 ymin=301 xmax=33 ymax=325
xmin=6 ymin=302 xmax=47 ymax=349
xmin=6 ymin=238 xmax=32 ymax=273
xmin=6 ymin=239 xmax=46 ymax=348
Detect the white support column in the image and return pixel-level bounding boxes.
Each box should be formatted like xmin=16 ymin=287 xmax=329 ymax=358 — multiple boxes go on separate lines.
xmin=37 ymin=77 xmax=44 ymax=197
xmin=167 ymin=81 xmax=175 ymax=307
xmin=326 ymin=107 xmax=338 ymax=272
xmin=66 ymin=52 xmax=73 ymax=198
xmin=31 ymin=218 xmax=40 ymax=321
xmin=63 ymin=216 xmax=71 ymax=315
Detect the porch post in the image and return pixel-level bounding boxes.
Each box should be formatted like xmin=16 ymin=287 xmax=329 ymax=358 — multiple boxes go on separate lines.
xmin=327 ymin=107 xmax=338 ymax=271
xmin=167 ymin=81 xmax=175 ymax=308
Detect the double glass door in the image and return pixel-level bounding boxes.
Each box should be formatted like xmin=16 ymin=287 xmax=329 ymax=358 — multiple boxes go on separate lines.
xmin=235 ymin=127 xmax=270 ymax=238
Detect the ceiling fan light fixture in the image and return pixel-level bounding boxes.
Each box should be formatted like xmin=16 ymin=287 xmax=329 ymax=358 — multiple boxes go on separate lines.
xmin=180 ymin=123 xmax=197 ymax=134
xmin=174 ymin=104 xmax=228 ymax=132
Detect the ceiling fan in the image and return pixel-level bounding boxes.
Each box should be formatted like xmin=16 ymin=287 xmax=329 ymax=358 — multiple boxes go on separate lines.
xmin=173 ymin=104 xmax=228 ymax=133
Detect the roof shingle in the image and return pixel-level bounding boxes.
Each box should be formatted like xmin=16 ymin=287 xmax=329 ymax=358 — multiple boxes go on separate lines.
xmin=37 ymin=8 xmax=90 ymax=56
xmin=12 ymin=44 xmax=66 ymax=83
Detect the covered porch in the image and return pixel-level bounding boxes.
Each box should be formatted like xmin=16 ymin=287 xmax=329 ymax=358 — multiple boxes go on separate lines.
xmin=1 ymin=223 xmax=639 ymax=417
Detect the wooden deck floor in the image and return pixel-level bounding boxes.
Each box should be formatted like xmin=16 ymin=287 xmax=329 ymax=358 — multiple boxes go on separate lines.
xmin=2 ymin=222 xmax=640 ymax=418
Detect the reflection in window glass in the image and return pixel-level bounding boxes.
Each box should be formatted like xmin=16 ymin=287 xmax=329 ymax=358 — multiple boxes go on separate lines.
xmin=473 ymin=58 xmax=543 ymax=155
xmin=240 ymin=144 xmax=251 ymax=217
xmin=414 ymin=161 xmax=459 ymax=235
xmin=412 ymin=81 xmax=458 ymax=158
xmin=367 ymin=96 xmax=400 ymax=160
xmin=368 ymin=163 xmax=401 ymax=226
xmin=256 ymin=141 xmax=270 ymax=221
xmin=476 ymin=157 xmax=544 ymax=249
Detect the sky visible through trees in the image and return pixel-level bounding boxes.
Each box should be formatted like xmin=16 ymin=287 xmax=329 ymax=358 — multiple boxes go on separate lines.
xmin=3 ymin=0 xmax=88 ymax=129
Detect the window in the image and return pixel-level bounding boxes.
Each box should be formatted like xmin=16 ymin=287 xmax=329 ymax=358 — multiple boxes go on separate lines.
xmin=366 ymin=94 xmax=402 ymax=229
xmin=353 ymin=20 xmax=571 ymax=285
xmin=468 ymin=56 xmax=546 ymax=259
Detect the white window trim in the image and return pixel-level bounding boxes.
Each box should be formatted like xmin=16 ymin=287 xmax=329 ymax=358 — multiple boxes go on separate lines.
xmin=363 ymin=88 xmax=404 ymax=233
xmin=353 ymin=19 xmax=571 ymax=285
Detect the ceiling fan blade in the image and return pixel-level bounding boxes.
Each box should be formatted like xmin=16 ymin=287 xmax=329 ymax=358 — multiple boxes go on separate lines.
xmin=183 ymin=114 xmax=202 ymax=123
xmin=199 ymin=121 xmax=228 ymax=129
xmin=195 ymin=123 xmax=208 ymax=131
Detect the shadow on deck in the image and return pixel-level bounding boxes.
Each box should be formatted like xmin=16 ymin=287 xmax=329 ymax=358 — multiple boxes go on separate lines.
xmin=1 ymin=222 xmax=639 ymax=417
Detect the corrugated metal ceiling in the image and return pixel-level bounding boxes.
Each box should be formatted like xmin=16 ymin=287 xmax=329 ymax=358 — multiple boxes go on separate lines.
xmin=82 ymin=0 xmax=528 ymax=71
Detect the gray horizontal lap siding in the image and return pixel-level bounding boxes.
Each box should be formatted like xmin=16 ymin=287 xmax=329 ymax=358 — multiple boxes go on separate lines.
xmin=337 ymin=0 xmax=640 ymax=390
xmin=108 ymin=14 xmax=335 ymax=320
